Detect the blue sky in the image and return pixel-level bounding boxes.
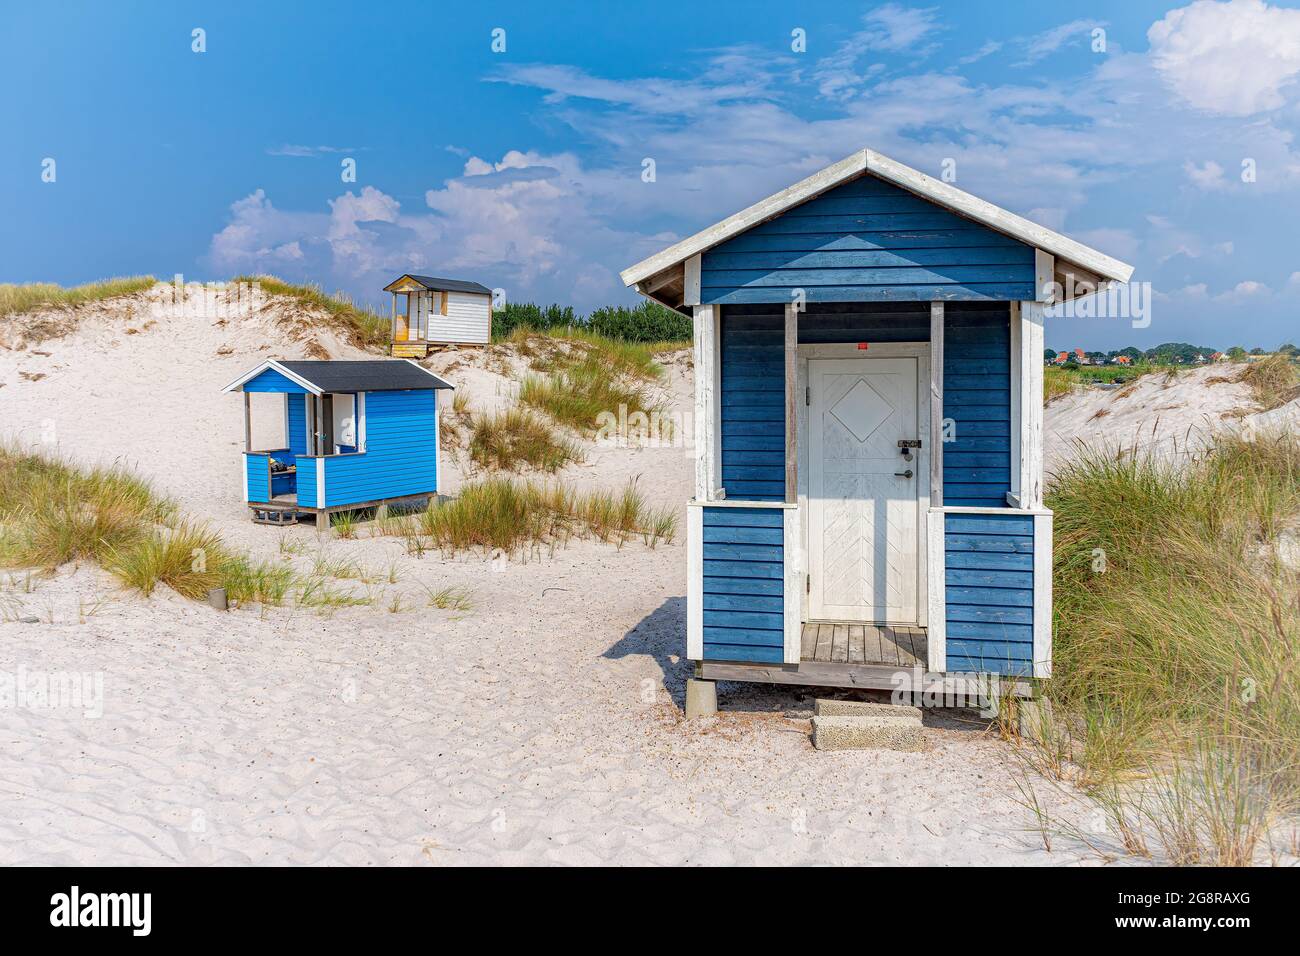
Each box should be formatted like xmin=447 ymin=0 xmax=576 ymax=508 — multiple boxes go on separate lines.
xmin=3 ymin=0 xmax=1299 ymax=350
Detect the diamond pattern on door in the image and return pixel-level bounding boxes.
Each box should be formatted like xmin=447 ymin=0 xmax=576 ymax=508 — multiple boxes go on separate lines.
xmin=829 ymin=378 xmax=894 ymax=443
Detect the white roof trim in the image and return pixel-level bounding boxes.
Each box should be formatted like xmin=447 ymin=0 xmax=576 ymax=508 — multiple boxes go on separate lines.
xmin=220 ymin=360 xmax=323 ymax=395
xmin=401 ymin=358 xmax=455 ymax=390
xmin=620 ymin=147 xmax=1134 ymax=287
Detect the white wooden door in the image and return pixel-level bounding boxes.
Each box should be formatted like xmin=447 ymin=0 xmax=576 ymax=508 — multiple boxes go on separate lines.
xmin=808 ymin=357 xmax=920 ymax=623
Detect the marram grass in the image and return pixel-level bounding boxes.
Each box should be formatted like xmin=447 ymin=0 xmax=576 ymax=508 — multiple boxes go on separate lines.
xmin=1026 ymin=429 xmax=1300 ymax=864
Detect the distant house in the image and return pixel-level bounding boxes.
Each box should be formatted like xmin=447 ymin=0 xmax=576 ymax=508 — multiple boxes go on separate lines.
xmin=384 ymin=274 xmax=493 ymax=357
xmin=1073 ymin=347 xmax=1088 ymax=365
xmin=1114 ymin=355 xmax=1132 ymax=366
xmin=1054 ymin=351 xmax=1070 ymax=365
xmin=1210 ymin=351 xmax=1226 ymax=363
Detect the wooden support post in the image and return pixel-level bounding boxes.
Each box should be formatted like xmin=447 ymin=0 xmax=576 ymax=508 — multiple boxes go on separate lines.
xmin=692 ymin=303 xmax=720 ymax=500
xmin=314 ymin=396 xmax=324 ymax=456
xmin=929 ymin=302 xmax=944 ymax=507
xmin=784 ymin=302 xmax=798 ymax=504
xmin=1017 ymin=301 xmax=1045 ymax=508
xmin=316 ymin=510 xmax=329 ymax=533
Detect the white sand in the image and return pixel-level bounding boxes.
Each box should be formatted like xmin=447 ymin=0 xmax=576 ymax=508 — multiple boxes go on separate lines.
xmin=1045 ymin=363 xmax=1299 ymax=477
xmin=1 ymin=286 xmax=1124 ymax=865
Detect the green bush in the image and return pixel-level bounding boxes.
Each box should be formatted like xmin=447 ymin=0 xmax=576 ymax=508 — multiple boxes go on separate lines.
xmin=491 ymin=302 xmax=578 ymax=339
xmin=492 ymin=299 xmax=691 ymax=344
xmin=586 ymin=301 xmax=691 ymax=343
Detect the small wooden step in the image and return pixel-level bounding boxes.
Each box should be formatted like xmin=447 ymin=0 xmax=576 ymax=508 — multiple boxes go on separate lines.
xmin=391 ymin=343 xmax=429 ymax=358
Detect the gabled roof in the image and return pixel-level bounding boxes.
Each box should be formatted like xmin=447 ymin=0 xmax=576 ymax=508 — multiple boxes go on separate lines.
xmin=621 ymin=147 xmax=1134 ymax=303
xmin=222 ymin=359 xmax=454 ymax=394
xmin=383 ymin=274 xmax=492 ymax=295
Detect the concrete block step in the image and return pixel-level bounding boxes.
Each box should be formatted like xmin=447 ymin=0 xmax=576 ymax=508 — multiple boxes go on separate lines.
xmin=814 ymin=699 xmax=922 ymax=723
xmin=811 ymin=715 xmax=927 ymax=752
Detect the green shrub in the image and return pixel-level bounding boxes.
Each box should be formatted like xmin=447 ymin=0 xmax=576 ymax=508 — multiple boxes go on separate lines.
xmin=491 ymin=302 xmax=578 ymax=340
xmin=586 ymin=301 xmax=691 ymax=343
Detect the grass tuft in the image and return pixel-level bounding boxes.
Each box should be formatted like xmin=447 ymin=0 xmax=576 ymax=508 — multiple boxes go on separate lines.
xmin=394 ymin=477 xmax=677 ymax=559
xmin=0 ymin=276 xmax=157 ymax=318
xmin=1027 ymin=429 xmax=1300 ymax=863
xmin=231 ymin=274 xmax=389 ymax=349
xmin=468 ymin=407 xmax=584 ymax=472
xmin=1239 ymin=354 xmax=1300 ymax=411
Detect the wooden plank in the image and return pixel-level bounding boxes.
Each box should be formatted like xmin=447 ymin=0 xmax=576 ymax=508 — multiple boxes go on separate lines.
xmin=684 ymin=254 xmax=701 ymax=306
xmin=782 ymin=507 xmax=800 ymax=665
xmin=847 ymin=624 xmax=865 ymax=663
xmin=687 ymin=507 xmax=703 ymax=660
xmin=1033 ymin=512 xmax=1053 ymax=679
xmin=831 ymin=625 xmax=848 ymax=663
xmin=800 ymin=622 xmax=818 ymax=660
xmin=930 ymin=302 xmax=944 ymax=506
xmin=814 ymin=624 xmax=831 ymax=662
xmin=899 ymin=628 xmax=919 ymax=667
xmin=879 ymin=626 xmax=900 ymax=666
xmin=865 ymin=625 xmax=885 ymax=665
xmin=913 ymin=628 xmax=929 ymax=666
xmin=784 ymin=302 xmax=797 ymax=503
xmin=1018 ymin=301 xmax=1045 ymax=508
xmin=693 ymin=304 xmax=719 ymax=500
xmin=699 ymin=658 xmax=1034 ymax=697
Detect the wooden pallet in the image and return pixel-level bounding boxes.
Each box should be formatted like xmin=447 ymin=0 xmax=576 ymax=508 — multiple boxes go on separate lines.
xmin=251 ymin=507 xmax=301 ymax=525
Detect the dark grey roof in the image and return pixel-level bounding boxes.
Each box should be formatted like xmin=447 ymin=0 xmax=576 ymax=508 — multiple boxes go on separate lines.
xmin=277 ymin=360 xmax=453 ymax=392
xmin=390 ymin=274 xmax=492 ymax=295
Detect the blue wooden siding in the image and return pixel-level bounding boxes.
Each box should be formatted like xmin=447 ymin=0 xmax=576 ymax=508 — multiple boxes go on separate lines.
xmin=295 ymin=456 xmax=318 ymax=508
xmin=720 ymin=309 xmax=785 ymax=501
xmin=943 ymin=512 xmax=1034 ymax=676
xmin=242 ymin=367 xmax=312 ymax=393
xmin=287 ymin=394 xmax=308 ymax=455
xmin=701 ymin=506 xmax=784 ymax=663
xmin=719 ymin=303 xmax=933 ymax=501
xmin=942 ymin=303 xmax=1011 ymax=507
xmin=245 ymin=454 xmax=271 ymax=503
xmin=321 ymin=389 xmax=437 ymax=506
xmin=700 ymin=175 xmax=1035 ymax=305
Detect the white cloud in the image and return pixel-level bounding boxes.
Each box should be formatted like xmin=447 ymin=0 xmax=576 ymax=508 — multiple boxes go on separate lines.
xmin=1184 ymin=159 xmax=1227 ymax=189
xmin=1016 ymin=19 xmax=1105 ymax=66
xmin=1215 ymin=279 xmax=1272 ymax=301
xmin=958 ymin=40 xmax=1003 ymax=66
xmin=267 ymin=145 xmax=359 ymax=157
xmin=1149 ymin=0 xmax=1300 ymax=115
xmin=812 ymin=4 xmax=943 ymax=99
xmin=207 ymin=151 xmax=649 ymax=307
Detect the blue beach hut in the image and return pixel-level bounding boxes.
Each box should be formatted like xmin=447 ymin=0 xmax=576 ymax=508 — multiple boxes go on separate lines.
xmin=621 ymin=147 xmax=1134 ymax=697
xmin=222 ymin=359 xmax=453 ymax=527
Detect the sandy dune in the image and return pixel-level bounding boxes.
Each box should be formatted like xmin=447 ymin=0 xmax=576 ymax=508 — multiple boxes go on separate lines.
xmin=0 ymin=286 xmax=1196 ymax=865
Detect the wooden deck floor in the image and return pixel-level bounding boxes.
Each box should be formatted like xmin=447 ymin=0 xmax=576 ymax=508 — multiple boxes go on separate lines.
xmin=800 ymin=622 xmax=927 ymax=668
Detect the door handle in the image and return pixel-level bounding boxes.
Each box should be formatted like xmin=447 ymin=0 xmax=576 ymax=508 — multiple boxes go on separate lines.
xmin=895 ymin=469 xmax=913 ymax=479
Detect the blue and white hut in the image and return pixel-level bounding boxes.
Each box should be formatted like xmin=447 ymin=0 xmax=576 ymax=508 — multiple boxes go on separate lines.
xmin=222 ymin=360 xmax=453 ymax=527
xmin=621 ymin=148 xmax=1133 ymax=695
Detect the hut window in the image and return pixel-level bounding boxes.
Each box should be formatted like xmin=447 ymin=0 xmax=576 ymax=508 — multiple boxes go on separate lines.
xmin=331 ymin=393 xmax=357 ymax=453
